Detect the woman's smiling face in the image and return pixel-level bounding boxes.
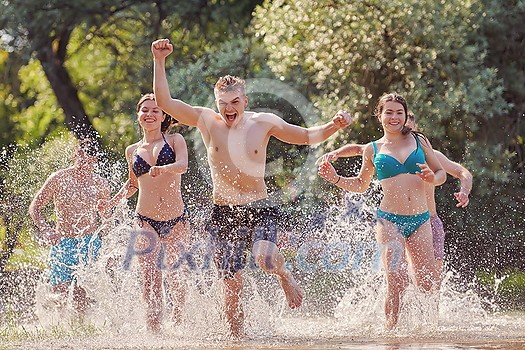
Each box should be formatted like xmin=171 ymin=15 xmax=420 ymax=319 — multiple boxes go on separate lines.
xmin=138 ymin=99 xmax=165 ymax=130
xmin=380 ymin=101 xmax=406 ymax=133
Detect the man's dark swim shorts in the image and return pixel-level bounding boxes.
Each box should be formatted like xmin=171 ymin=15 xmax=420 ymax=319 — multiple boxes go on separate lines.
xmin=206 ymin=200 xmax=278 ymax=279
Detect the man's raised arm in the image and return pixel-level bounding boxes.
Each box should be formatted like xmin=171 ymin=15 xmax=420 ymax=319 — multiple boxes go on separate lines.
xmin=152 ymin=39 xmax=207 ymax=127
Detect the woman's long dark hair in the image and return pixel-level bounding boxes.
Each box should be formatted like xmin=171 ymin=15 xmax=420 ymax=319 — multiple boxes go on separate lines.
xmin=374 ymin=92 xmax=430 ymax=145
xmin=136 ymin=93 xmax=177 ymax=133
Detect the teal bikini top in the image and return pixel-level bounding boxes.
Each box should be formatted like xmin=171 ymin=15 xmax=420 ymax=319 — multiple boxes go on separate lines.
xmin=372 ymin=135 xmax=426 ymax=181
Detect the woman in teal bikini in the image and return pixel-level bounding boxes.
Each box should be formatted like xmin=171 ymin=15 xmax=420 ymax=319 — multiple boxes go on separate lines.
xmin=318 ymin=92 xmax=446 ymax=329
xmin=98 ymin=93 xmax=189 ymax=333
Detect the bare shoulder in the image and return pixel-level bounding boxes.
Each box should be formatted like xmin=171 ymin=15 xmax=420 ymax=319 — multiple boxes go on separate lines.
xmin=434 ymin=150 xmax=456 ymax=167
xmin=47 ymin=167 xmax=74 ymax=189
xmin=363 ymin=142 xmax=374 ymax=152
xmin=42 ymin=170 xmax=62 ymax=188
xmin=52 ymin=168 xmax=71 ymax=181
xmin=414 ymin=133 xmax=432 ymax=149
xmin=165 ymin=133 xmax=187 ymax=151
xmin=125 ymin=142 xmax=140 ymax=156
xmin=196 ymin=106 xmax=222 ymax=124
xmin=195 ymin=106 xmax=218 ymax=117
xmin=362 ymin=142 xmax=375 ymax=159
xmin=250 ymin=111 xmax=280 ymax=122
xmin=164 ymin=132 xmax=185 ymax=143
xmin=249 ymin=111 xmax=287 ymax=130
xmin=434 ymin=149 xmax=447 ymax=159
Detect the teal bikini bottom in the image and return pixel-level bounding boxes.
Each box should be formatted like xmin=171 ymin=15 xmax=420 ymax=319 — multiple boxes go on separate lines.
xmin=376 ymin=209 xmax=430 ymax=238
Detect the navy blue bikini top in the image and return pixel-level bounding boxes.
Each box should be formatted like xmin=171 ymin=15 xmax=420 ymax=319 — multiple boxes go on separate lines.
xmin=132 ymin=134 xmax=176 ymax=177
xmin=372 ymin=135 xmax=426 ymax=181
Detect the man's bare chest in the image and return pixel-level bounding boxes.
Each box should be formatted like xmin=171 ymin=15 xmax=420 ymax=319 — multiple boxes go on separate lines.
xmin=54 ymin=179 xmax=100 ymax=205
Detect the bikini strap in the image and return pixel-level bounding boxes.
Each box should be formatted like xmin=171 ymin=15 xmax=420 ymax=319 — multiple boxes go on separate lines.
xmin=134 ymin=139 xmax=144 ymax=154
xmin=372 ymin=141 xmax=378 ymax=158
xmin=412 ymin=133 xmax=421 ymax=150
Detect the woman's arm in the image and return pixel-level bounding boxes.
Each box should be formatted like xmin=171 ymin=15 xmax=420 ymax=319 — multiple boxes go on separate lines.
xmin=435 ymin=150 xmax=472 ymax=207
xmin=317 ymin=143 xmax=366 ymax=164
xmin=417 ymin=135 xmax=446 ymax=186
xmin=148 ymin=133 xmax=188 ymax=177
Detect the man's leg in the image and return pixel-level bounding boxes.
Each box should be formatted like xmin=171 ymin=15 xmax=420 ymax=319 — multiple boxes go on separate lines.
xmin=252 ymin=240 xmax=303 ymax=308
xmin=208 ymin=218 xmax=247 ymax=337
xmin=73 ymin=234 xmax=102 ymax=315
xmin=49 ymin=238 xmax=86 ymax=314
xmin=223 ymin=271 xmax=244 ymax=338
xmin=72 ymin=284 xmax=89 ymax=315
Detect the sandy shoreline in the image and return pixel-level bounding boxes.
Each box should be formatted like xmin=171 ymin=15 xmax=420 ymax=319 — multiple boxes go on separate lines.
xmin=3 ymin=333 xmax=525 ymax=350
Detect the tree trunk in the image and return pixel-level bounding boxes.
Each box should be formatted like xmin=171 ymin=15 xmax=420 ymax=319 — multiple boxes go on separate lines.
xmin=36 ymin=43 xmax=97 ymax=140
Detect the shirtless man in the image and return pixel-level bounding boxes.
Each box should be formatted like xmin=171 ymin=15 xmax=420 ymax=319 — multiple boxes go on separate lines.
xmin=29 ymin=138 xmax=111 ymax=314
xmin=151 ymin=38 xmax=353 ymax=337
xmin=320 ymin=112 xmax=472 ymax=277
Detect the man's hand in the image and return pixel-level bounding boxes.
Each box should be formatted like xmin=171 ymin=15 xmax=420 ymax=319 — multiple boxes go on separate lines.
xmin=151 ymin=39 xmax=173 ymax=60
xmin=332 ymin=110 xmax=353 ymax=129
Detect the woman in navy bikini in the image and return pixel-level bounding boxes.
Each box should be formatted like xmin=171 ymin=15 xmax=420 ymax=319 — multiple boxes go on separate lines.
xmin=318 ymin=92 xmax=446 ymax=329
xmin=99 ymin=93 xmax=189 ymax=333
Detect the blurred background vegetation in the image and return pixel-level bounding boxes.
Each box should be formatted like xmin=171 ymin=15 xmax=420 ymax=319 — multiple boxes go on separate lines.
xmin=0 ymin=0 xmax=523 ymax=309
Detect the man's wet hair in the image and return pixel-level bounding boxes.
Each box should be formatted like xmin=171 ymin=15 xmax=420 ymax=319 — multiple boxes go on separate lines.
xmin=214 ymin=75 xmax=246 ymax=94
xmin=78 ymin=138 xmax=99 ymax=158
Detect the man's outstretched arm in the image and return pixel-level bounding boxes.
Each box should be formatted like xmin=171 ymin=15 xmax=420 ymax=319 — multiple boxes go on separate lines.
xmin=270 ymin=110 xmax=353 ymax=145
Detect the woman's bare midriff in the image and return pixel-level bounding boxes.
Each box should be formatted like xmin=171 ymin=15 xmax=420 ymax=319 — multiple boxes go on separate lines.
xmin=135 ymin=174 xmax=185 ymax=220
xmin=379 ymin=174 xmax=429 ymax=214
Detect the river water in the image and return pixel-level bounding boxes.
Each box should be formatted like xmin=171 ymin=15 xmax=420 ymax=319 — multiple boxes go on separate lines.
xmin=2 ymin=195 xmax=524 ymax=349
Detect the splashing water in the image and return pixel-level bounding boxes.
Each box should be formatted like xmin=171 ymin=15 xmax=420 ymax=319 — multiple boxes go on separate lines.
xmin=1 ymin=140 xmax=524 ymax=349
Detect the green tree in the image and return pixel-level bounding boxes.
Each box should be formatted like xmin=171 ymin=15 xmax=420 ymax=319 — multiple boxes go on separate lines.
xmin=0 ymin=0 xmax=264 ymax=147
xmin=0 ymin=135 xmax=77 ymax=274
xmin=0 ymin=51 xmax=22 ymax=147
xmin=0 ymin=0 xmax=127 ymax=139
xmin=253 ymin=0 xmax=508 ymax=151
xmin=479 ymin=0 xmax=525 ymax=176
xmin=0 ymin=0 xmax=265 ymax=273
xmin=252 ymin=0 xmax=525 ymax=282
